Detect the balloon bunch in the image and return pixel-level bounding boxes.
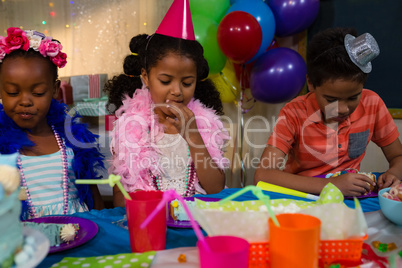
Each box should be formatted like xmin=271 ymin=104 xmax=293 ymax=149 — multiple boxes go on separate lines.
xmin=191 ymin=0 xmax=319 ymax=105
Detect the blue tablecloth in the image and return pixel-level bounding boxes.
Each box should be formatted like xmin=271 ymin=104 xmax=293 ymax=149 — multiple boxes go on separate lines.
xmin=39 ymin=188 xmax=381 ymax=267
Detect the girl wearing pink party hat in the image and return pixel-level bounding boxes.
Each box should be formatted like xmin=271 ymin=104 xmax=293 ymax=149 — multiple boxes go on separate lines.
xmin=105 ymin=0 xmax=230 ymax=207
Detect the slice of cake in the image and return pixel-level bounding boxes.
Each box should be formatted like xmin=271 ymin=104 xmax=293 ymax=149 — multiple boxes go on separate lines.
xmin=169 ymin=199 xmax=196 ymax=221
xmin=22 ymin=222 xmax=79 ymax=246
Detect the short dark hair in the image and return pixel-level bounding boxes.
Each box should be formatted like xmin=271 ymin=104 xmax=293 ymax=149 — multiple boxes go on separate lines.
xmin=307 ymin=27 xmax=368 ymax=88
xmin=104 ymin=33 xmax=223 ymax=115
xmin=0 ymin=49 xmax=58 ymax=81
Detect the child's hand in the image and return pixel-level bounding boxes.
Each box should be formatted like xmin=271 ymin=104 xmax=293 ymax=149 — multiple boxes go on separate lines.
xmin=329 ymin=173 xmax=376 ymax=196
xmin=377 ymin=171 xmax=400 ymax=190
xmin=163 ymin=100 xmax=197 ymax=134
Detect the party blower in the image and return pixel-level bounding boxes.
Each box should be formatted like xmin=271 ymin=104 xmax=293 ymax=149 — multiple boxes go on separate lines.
xmin=256 ymin=181 xmax=319 ymax=201
xmin=141 ymin=190 xmax=250 ymax=268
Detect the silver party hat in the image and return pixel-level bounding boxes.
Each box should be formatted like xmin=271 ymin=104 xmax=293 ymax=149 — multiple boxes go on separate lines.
xmin=344 ymin=33 xmax=380 ymax=73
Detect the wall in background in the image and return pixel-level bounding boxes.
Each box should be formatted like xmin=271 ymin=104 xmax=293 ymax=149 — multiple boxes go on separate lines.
xmin=308 ymin=0 xmax=402 ymax=109
xmin=360 ymin=120 xmax=402 ymax=172
xmin=0 ymin=0 xmax=174 ymax=77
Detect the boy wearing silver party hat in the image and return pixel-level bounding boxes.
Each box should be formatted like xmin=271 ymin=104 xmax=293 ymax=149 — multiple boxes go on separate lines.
xmin=255 ymin=27 xmax=402 ymax=197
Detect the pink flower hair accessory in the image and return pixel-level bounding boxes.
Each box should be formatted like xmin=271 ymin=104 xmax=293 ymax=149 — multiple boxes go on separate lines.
xmin=0 ymin=27 xmax=67 ymax=68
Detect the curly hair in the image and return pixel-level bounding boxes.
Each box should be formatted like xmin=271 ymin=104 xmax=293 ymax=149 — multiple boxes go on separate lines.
xmin=307 ymin=27 xmax=368 ymax=88
xmin=104 ymin=33 xmax=223 ymax=115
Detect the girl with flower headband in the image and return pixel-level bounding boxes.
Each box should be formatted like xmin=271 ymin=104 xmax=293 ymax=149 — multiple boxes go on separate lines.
xmin=105 ymin=0 xmax=230 ymax=207
xmin=0 ymin=27 xmax=105 ymax=220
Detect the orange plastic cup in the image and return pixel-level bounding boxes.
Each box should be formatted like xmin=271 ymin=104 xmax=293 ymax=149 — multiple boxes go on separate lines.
xmin=125 ymin=190 xmax=166 ymax=252
xmin=269 ymin=213 xmax=321 ymax=268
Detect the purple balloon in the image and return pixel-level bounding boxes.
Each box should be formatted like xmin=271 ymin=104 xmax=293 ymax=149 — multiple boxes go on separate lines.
xmin=269 ymin=0 xmax=320 ymax=37
xmin=250 ymin=47 xmax=306 ymax=103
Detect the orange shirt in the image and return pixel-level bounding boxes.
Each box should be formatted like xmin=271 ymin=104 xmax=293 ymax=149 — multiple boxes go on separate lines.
xmin=267 ymin=89 xmax=399 ymax=176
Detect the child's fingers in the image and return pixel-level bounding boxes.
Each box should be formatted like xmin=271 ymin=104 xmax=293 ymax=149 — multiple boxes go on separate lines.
xmin=391 ymin=179 xmax=402 ymax=188
xmin=381 ymin=180 xmax=392 ymax=189
xmin=377 ymin=174 xmax=384 ymax=184
xmin=344 ymin=184 xmax=367 ymax=196
xmin=166 ymin=104 xmax=186 ymax=120
xmin=356 ymin=182 xmax=371 ymax=194
xmin=153 ymin=106 xmax=163 ymax=114
xmin=353 ymin=175 xmax=373 ymax=193
xmin=351 ymin=174 xmax=375 ymax=186
xmin=165 ymin=116 xmax=178 ymax=126
xmin=377 ymin=173 xmax=398 ymax=189
xmin=166 ymin=116 xmax=186 ymax=130
xmin=166 ymin=101 xmax=193 ymax=119
xmin=358 ymin=174 xmax=376 ymax=186
xmin=379 ymin=174 xmax=390 ymax=188
xmin=382 ymin=177 xmax=399 ymax=189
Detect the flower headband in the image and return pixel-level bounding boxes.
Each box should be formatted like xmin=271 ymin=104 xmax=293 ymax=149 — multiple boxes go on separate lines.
xmin=0 ymin=27 xmax=67 ymax=68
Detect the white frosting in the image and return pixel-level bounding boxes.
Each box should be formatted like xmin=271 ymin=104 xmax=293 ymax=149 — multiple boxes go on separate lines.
xmin=0 ymin=165 xmax=20 ymax=194
xmin=60 ymin=224 xmax=78 ymax=242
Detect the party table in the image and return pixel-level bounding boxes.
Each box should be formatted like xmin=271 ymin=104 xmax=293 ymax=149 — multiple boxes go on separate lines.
xmin=39 ymin=188 xmax=391 ymax=268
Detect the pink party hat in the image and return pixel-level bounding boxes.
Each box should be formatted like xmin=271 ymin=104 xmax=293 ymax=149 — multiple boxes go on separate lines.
xmin=155 ymin=0 xmax=195 ymax=40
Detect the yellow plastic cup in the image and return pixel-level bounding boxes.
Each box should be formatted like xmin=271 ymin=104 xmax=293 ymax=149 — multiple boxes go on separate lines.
xmin=269 ymin=213 xmax=321 ymax=268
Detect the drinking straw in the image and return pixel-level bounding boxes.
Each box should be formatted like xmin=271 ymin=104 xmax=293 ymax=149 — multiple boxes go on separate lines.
xmin=140 ymin=189 xmax=211 ymax=251
xmin=219 ymin=185 xmax=280 ymax=227
xmin=256 ymin=181 xmax=319 ymax=201
xmin=75 ymin=174 xmax=132 ymax=200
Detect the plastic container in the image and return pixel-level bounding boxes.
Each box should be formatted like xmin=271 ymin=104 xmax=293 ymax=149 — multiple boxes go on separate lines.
xmin=249 ymin=242 xmax=270 ymax=267
xmin=269 ymin=213 xmax=321 ymax=268
xmin=125 ymin=190 xmax=166 ymax=252
xmin=198 ymin=236 xmax=250 ymax=268
xmin=319 ymin=235 xmax=367 ymax=266
xmin=247 ymin=235 xmax=367 ymax=267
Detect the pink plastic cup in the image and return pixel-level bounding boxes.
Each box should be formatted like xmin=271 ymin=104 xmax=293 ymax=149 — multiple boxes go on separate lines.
xmin=197 ymin=236 xmax=250 ymax=268
xmin=125 ymin=190 xmax=166 ymax=252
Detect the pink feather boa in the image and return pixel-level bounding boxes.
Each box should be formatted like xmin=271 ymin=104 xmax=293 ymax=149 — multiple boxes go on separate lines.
xmin=110 ymin=86 xmax=230 ymax=192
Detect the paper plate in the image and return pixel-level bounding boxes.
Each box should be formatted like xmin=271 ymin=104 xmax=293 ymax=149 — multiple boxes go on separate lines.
xmin=23 ymin=216 xmax=98 ymax=253
xmin=345 ymin=190 xmax=378 ymax=199
xmin=167 ymin=197 xmax=220 ymax=228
